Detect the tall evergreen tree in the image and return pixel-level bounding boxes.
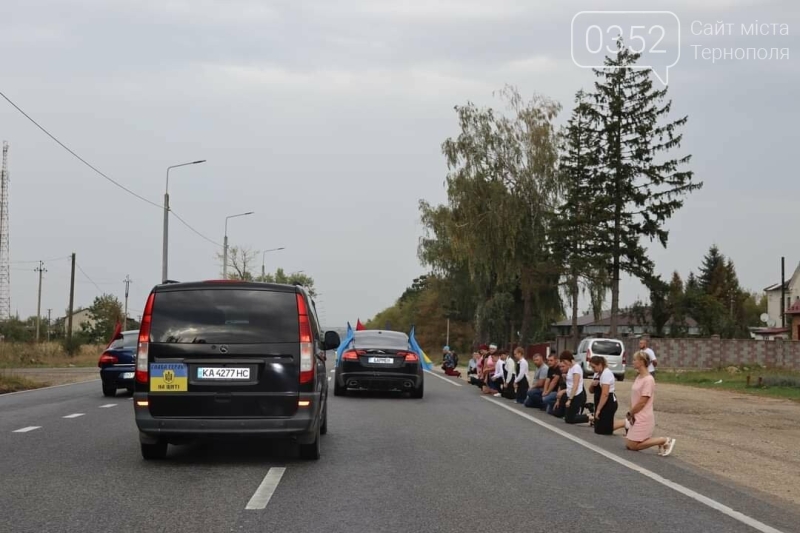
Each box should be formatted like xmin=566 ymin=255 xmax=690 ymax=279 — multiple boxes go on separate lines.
xmin=552 ymin=90 xmax=602 ymax=350
xmin=666 ymin=271 xmax=687 ymax=337
xmin=698 ymin=244 xmax=725 ymax=293
xmin=586 ymin=39 xmax=702 ymax=336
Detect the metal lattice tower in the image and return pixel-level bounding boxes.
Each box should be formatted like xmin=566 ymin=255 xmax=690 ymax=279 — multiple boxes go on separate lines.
xmin=0 ymin=141 xmax=10 ymax=320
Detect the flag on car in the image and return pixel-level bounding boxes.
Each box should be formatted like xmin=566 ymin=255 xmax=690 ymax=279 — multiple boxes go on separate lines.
xmin=335 ymin=322 xmax=355 ymax=367
xmin=408 ymin=326 xmax=433 ymax=371
xmin=105 ymin=321 xmax=122 ymax=349
xmin=356 ymin=319 xmax=366 ymax=331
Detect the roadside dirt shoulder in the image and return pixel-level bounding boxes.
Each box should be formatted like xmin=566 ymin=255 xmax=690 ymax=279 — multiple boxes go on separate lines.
xmin=614 ymin=379 xmax=800 ymax=507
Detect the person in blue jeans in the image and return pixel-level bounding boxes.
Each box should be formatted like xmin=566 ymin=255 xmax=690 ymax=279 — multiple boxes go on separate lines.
xmin=540 ymin=353 xmax=563 ymax=414
xmin=523 ymin=354 xmax=549 ymax=407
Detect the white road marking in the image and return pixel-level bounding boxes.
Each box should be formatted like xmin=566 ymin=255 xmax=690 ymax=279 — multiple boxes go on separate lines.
xmin=327 ymin=377 xmax=331 ymax=382
xmin=13 ymin=426 xmax=41 ymax=433
xmin=483 ymin=398 xmax=785 ymax=533
xmin=98 ymin=404 xmax=117 ymax=408
xmin=424 ymin=370 xmax=462 ymax=387
xmin=62 ymin=413 xmax=85 ymax=419
xmin=245 ymin=467 xmax=286 ymax=510
xmin=330 ymin=369 xmax=335 ymax=374
xmin=0 ymin=379 xmax=100 ymax=398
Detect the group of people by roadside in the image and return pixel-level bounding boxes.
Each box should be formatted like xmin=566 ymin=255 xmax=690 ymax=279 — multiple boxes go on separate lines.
xmin=463 ymin=339 xmax=676 ymax=457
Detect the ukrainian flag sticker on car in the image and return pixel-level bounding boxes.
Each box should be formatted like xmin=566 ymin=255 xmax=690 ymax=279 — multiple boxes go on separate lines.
xmin=150 ymin=363 xmax=188 ymax=392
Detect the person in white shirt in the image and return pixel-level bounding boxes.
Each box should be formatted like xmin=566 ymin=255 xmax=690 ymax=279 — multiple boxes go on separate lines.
xmin=639 ymin=338 xmax=657 ymax=378
xmin=559 ymin=351 xmax=590 ymax=425
xmin=489 ymin=351 xmax=505 ymax=396
xmin=501 ymin=349 xmax=517 ymax=399
xmin=587 ymin=355 xmax=618 ymax=435
xmin=512 ymin=348 xmax=529 ymax=404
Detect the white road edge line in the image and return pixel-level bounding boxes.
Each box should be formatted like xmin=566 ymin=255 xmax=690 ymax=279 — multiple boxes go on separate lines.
xmin=62 ymin=413 xmax=85 ymax=419
xmin=482 ymin=398 xmax=784 ymax=533
xmin=245 ymin=467 xmax=286 ymax=510
xmin=13 ymin=426 xmax=41 ymax=433
xmin=0 ymin=379 xmax=100 ymax=398
xmin=424 ymin=370 xmax=463 ymax=387
xmin=98 ymin=404 xmax=117 ymax=408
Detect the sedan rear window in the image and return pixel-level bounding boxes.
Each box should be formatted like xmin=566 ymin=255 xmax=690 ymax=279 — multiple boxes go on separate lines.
xmin=150 ymin=289 xmax=299 ymax=344
xmin=354 ymin=331 xmax=409 ymax=350
xmin=590 ymin=340 xmax=623 ymax=356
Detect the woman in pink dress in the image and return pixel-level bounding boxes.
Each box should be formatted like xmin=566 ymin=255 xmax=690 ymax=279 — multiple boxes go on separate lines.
xmin=620 ymin=351 xmax=676 ymax=456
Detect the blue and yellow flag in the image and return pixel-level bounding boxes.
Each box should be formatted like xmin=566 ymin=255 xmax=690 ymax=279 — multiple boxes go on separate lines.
xmin=409 ymin=326 xmax=433 ymax=371
xmin=335 ymin=322 xmax=355 ymax=368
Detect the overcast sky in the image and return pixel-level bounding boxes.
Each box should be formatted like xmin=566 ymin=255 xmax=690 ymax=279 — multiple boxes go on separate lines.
xmin=2 ymin=0 xmax=798 ymax=329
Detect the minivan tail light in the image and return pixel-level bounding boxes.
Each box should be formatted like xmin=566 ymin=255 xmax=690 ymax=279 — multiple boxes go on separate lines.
xmin=622 ymin=350 xmax=627 ymax=365
xmin=136 ymin=292 xmax=155 ymax=384
xmin=297 ymin=294 xmax=314 ymax=384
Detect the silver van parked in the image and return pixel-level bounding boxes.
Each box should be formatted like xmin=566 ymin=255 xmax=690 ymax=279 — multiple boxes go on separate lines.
xmin=576 ymin=338 xmax=626 ymax=380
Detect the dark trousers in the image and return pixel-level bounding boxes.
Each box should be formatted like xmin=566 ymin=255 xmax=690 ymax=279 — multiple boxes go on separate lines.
xmin=550 ymin=393 xmax=566 ymax=418
xmin=524 ymin=387 xmax=543 ymax=408
xmin=514 ymin=377 xmax=529 ymax=404
xmin=594 ymin=393 xmax=618 ymax=435
xmin=565 ymin=390 xmax=589 ymax=424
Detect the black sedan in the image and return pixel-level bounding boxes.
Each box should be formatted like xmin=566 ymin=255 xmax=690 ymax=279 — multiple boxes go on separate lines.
xmin=334 ymin=330 xmax=424 ymax=398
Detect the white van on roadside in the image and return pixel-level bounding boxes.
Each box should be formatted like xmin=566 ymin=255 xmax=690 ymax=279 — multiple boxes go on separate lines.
xmin=575 ymin=337 xmax=626 ymax=381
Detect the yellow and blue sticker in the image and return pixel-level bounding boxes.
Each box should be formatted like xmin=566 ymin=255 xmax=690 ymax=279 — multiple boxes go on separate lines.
xmin=150 ymin=363 xmax=188 ymax=393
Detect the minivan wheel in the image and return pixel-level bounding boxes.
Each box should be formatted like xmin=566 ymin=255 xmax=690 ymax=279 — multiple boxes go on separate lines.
xmin=102 ymin=383 xmax=116 ymax=397
xmin=615 ymin=373 xmax=625 ymax=382
xmin=298 ymin=427 xmax=321 ymax=460
xmin=320 ymin=399 xmax=328 ymax=435
xmin=141 ymin=439 xmax=168 ymax=460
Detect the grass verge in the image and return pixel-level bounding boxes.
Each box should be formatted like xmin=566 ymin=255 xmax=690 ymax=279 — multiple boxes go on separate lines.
xmin=0 ymin=342 xmax=101 ymax=369
xmin=0 ymin=372 xmax=49 ymax=394
xmin=631 ymin=367 xmax=800 ymax=402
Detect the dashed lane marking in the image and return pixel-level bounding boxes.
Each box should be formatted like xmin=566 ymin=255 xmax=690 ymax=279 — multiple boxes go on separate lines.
xmin=62 ymin=413 xmax=85 ymax=419
xmin=12 ymin=426 xmax=41 ymax=433
xmin=98 ymin=404 xmax=117 ymax=408
xmin=245 ymin=467 xmax=286 ymax=510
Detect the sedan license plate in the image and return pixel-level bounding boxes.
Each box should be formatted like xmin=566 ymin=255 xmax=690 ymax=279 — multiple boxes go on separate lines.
xmin=197 ymin=367 xmax=250 ymax=380
xmin=121 ymin=372 xmax=135 ymax=379
xmin=368 ymin=357 xmax=394 ymax=364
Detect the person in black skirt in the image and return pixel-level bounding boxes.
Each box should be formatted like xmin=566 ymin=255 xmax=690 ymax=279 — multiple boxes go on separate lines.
xmin=587 ymin=355 xmax=618 ymax=435
xmin=512 ymin=347 xmax=529 ymax=404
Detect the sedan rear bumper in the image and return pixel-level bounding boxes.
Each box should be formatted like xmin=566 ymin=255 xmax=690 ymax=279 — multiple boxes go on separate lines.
xmin=100 ymin=365 xmax=135 ymax=387
xmin=338 ymin=371 xmax=422 ymax=391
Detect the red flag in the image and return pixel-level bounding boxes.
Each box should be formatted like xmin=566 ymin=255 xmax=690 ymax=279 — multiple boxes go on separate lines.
xmin=106 ymin=321 xmax=122 ymax=349
xmin=356 ymin=319 xmax=366 ymax=331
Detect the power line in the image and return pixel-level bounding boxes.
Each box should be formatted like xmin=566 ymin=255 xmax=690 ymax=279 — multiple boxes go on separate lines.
xmin=0 ymin=89 xmax=222 ymax=248
xmin=172 ymin=211 xmax=222 ymax=247
xmin=75 ymin=262 xmax=103 ymax=294
xmin=10 ymin=255 xmax=71 ymax=265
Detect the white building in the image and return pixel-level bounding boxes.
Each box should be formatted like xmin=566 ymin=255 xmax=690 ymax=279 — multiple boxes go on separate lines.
xmin=763 ymin=261 xmax=800 ymax=328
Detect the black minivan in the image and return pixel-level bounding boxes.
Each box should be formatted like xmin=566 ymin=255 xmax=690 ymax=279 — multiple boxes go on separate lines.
xmin=133 ymin=280 xmax=340 ymax=461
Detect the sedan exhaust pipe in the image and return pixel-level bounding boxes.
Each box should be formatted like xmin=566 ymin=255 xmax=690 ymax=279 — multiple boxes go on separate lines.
xmin=347 ymin=380 xmax=358 ymax=388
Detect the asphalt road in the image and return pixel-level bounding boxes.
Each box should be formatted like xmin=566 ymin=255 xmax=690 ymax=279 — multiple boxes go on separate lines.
xmin=1 ymin=369 xmax=798 ymax=533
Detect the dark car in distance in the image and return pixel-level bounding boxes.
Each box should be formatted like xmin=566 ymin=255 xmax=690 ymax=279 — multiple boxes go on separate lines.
xmin=98 ymin=330 xmax=138 ymax=397
xmin=133 ymin=280 xmax=340 ymax=461
xmin=334 ymin=330 xmax=424 ymax=398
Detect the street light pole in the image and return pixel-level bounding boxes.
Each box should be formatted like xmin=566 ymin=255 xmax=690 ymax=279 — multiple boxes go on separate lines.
xmin=223 ymin=211 xmax=254 ymax=279
xmin=261 ymin=247 xmax=286 ymax=278
xmin=162 ymin=160 xmax=206 ymax=283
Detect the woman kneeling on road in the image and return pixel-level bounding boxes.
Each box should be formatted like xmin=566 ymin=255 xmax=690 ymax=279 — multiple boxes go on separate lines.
xmin=559 ymin=351 xmax=589 ymax=425
xmin=587 ymin=356 xmax=618 ymax=435
xmin=618 ymin=351 xmax=676 ymax=456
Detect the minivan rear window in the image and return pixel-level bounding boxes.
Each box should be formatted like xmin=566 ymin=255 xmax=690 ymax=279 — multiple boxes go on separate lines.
xmin=590 ymin=340 xmax=623 ymax=356
xmin=149 ymin=289 xmax=299 ymax=344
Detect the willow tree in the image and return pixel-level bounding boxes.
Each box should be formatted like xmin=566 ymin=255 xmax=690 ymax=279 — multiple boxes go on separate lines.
xmin=422 ymin=86 xmax=563 ymax=344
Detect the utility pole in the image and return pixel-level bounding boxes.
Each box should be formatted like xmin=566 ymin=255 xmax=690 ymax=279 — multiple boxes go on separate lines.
xmin=781 ymin=257 xmax=786 ymax=329
xmin=34 ymin=261 xmax=46 ymax=342
xmin=46 ymin=308 xmax=52 ymax=342
xmin=446 ymin=318 xmax=450 ymax=347
xmin=123 ymin=275 xmax=131 ymax=330
xmin=67 ymin=253 xmax=76 ymax=344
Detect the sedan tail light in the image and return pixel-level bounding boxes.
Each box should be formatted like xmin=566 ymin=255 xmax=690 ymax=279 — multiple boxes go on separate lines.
xmin=402 ymin=352 xmax=419 ymax=363
xmin=98 ymin=353 xmax=118 ymax=367
xmin=342 ymin=350 xmax=365 ymax=361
